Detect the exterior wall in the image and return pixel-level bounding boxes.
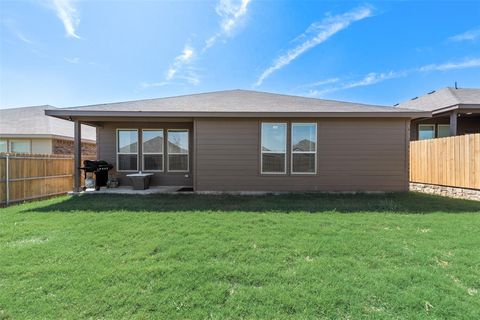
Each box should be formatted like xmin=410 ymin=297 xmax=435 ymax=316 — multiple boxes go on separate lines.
xmin=411 ymin=114 xmax=480 ymax=140
xmin=97 ymin=122 xmax=193 ymax=187
xmin=52 ymin=138 xmax=96 ymax=155
xmin=194 ymin=118 xmax=409 ymax=192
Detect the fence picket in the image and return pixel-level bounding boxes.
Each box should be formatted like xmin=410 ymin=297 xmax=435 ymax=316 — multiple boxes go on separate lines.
xmin=410 ymin=134 xmax=480 ymax=190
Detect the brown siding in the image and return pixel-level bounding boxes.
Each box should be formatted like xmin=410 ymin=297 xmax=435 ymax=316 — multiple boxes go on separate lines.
xmin=97 ymin=122 xmax=193 ymax=187
xmin=194 ymin=118 xmax=409 ymax=192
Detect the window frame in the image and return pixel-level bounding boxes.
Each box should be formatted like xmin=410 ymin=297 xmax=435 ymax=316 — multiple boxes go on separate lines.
xmin=142 ymin=129 xmax=164 ymax=172
xmin=9 ymin=139 xmax=31 ymax=154
xmin=437 ymin=124 xmax=450 ymax=138
xmin=167 ymin=129 xmax=189 ymax=173
xmin=418 ymin=124 xmax=436 ymax=140
xmin=116 ymin=128 xmax=139 ymax=172
xmin=260 ymin=122 xmax=287 ymax=175
xmin=291 ymin=123 xmax=317 ymax=175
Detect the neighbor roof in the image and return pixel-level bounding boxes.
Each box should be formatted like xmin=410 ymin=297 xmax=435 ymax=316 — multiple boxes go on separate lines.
xmin=396 ymin=87 xmax=480 ymax=114
xmin=0 ymin=105 xmax=96 ymax=142
xmin=46 ymin=89 xmax=429 ymax=121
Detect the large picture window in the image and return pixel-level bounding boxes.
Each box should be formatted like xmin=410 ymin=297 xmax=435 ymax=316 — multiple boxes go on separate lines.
xmin=418 ymin=124 xmax=435 ymax=140
xmin=142 ymin=129 xmax=163 ymax=171
xmin=291 ymin=123 xmax=317 ymax=174
xmin=437 ymin=124 xmax=450 ymax=138
xmin=261 ymin=123 xmax=287 ymax=174
xmin=0 ymin=139 xmax=8 ymax=153
xmin=117 ymin=129 xmax=138 ymax=171
xmin=10 ymin=140 xmax=31 ymax=153
xmin=167 ymin=129 xmax=189 ymax=172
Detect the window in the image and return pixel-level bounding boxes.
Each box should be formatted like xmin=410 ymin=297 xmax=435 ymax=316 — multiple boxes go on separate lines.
xmin=261 ymin=123 xmax=287 ymax=174
xmin=291 ymin=123 xmax=317 ymax=174
xmin=0 ymin=140 xmax=7 ymax=153
xmin=142 ymin=129 xmax=163 ymax=171
xmin=418 ymin=124 xmax=435 ymax=140
xmin=10 ymin=140 xmax=30 ymax=153
xmin=117 ymin=129 xmax=138 ymax=171
xmin=167 ymin=129 xmax=189 ymax=172
xmin=437 ymin=125 xmax=450 ymax=138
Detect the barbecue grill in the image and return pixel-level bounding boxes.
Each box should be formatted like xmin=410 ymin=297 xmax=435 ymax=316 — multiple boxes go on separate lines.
xmin=80 ymin=160 xmax=113 ymax=191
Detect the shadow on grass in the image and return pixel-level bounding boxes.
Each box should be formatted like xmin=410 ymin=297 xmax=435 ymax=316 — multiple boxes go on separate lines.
xmin=22 ymin=192 xmax=480 ymax=214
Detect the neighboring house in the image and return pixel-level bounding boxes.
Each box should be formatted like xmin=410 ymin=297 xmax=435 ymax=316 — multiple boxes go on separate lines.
xmin=0 ymin=105 xmax=96 ymax=154
xmin=46 ymin=90 xmax=428 ymax=192
xmin=396 ymin=87 xmax=480 ymax=140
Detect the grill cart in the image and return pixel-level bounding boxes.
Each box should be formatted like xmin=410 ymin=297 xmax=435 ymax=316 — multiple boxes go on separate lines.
xmin=80 ymin=160 xmax=113 ymax=191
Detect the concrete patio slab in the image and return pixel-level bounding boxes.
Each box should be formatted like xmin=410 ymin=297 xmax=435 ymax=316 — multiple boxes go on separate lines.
xmin=68 ymin=186 xmax=189 ymax=195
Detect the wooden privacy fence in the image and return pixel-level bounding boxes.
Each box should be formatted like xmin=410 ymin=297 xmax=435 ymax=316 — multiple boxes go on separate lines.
xmin=410 ymin=133 xmax=480 ymax=190
xmin=0 ymin=153 xmax=81 ymax=205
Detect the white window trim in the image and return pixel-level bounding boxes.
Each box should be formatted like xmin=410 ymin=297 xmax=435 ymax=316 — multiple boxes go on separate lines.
xmin=116 ymin=129 xmax=139 ymax=172
xmin=260 ymin=122 xmax=287 ymax=175
xmin=167 ymin=129 xmax=189 ymax=173
xmin=9 ymin=139 xmax=31 ymax=154
xmin=418 ymin=124 xmax=435 ymax=140
xmin=142 ymin=129 xmax=164 ymax=172
xmin=437 ymin=124 xmax=450 ymax=138
xmin=291 ymin=123 xmax=317 ymax=175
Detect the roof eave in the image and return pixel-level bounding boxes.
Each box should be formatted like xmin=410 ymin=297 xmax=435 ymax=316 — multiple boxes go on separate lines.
xmin=431 ymin=104 xmax=480 ymax=115
xmin=45 ymin=109 xmax=431 ymax=119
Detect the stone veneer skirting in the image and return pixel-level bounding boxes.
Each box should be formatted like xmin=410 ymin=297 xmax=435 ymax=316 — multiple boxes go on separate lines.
xmin=410 ymin=182 xmax=480 ymax=201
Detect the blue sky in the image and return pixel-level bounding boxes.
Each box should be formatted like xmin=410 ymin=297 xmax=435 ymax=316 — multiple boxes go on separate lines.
xmin=1 ymin=0 xmax=479 ymax=109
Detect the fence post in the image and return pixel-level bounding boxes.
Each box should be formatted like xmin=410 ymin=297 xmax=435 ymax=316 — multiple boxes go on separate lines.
xmin=5 ymin=154 xmax=10 ymax=205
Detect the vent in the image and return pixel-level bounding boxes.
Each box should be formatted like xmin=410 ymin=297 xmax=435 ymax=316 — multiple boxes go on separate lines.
xmin=393 ymin=103 xmax=399 ymax=106
xmin=411 ymin=96 xmax=418 ymax=100
xmin=428 ymin=90 xmax=436 ymax=94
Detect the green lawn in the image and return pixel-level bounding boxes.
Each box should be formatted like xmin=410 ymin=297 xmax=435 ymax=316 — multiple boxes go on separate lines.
xmin=1 ymin=193 xmax=479 ymax=319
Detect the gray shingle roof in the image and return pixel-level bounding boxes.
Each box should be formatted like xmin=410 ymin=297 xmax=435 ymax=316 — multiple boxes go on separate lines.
xmin=52 ymin=90 xmax=423 ymax=114
xmin=0 ymin=105 xmax=96 ymax=141
xmin=396 ymin=87 xmax=480 ymax=112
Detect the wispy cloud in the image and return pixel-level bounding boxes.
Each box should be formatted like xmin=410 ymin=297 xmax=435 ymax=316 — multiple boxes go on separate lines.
xmin=254 ymin=5 xmax=374 ymax=87
xmin=448 ymin=27 xmax=480 ymax=42
xmin=148 ymin=0 xmax=252 ymax=88
xmin=204 ymin=0 xmax=252 ymax=50
xmin=64 ymin=57 xmax=80 ymax=64
xmin=418 ymin=58 xmax=480 ymax=72
xmin=164 ymin=45 xmax=200 ymax=85
xmin=305 ymin=57 xmax=480 ymax=97
xmin=2 ymin=19 xmax=35 ymax=44
xmin=48 ymin=0 xmax=81 ymax=39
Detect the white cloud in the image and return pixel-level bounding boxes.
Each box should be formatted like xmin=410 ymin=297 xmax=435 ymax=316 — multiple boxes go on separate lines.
xmin=254 ymin=5 xmax=373 ymax=87
xmin=166 ymin=45 xmax=195 ymax=80
xmin=448 ymin=27 xmax=480 ymax=42
xmin=49 ymin=0 xmax=81 ymax=39
xmin=2 ymin=19 xmax=35 ymax=44
xmin=305 ymin=57 xmax=480 ymax=97
xmin=163 ymin=45 xmax=200 ymax=85
xmin=140 ymin=81 xmax=169 ymax=88
xmin=144 ymin=0 xmax=251 ymax=89
xmin=417 ymin=58 xmax=480 ymax=72
xmin=204 ymin=0 xmax=252 ymax=50
xmin=64 ymin=57 xmax=80 ymax=64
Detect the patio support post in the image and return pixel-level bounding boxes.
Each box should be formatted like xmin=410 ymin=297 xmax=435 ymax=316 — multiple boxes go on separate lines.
xmin=73 ymin=119 xmax=82 ymax=192
xmin=449 ymin=111 xmax=457 ymax=136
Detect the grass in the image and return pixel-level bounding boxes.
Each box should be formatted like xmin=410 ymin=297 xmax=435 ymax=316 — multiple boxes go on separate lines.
xmin=0 ymin=192 xmax=479 ymax=319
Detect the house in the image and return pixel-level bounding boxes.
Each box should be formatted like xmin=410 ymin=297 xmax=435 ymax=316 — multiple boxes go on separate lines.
xmin=0 ymin=105 xmax=96 ymax=155
xmin=396 ymin=87 xmax=480 ymax=140
xmin=45 ymin=90 xmax=429 ymax=192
